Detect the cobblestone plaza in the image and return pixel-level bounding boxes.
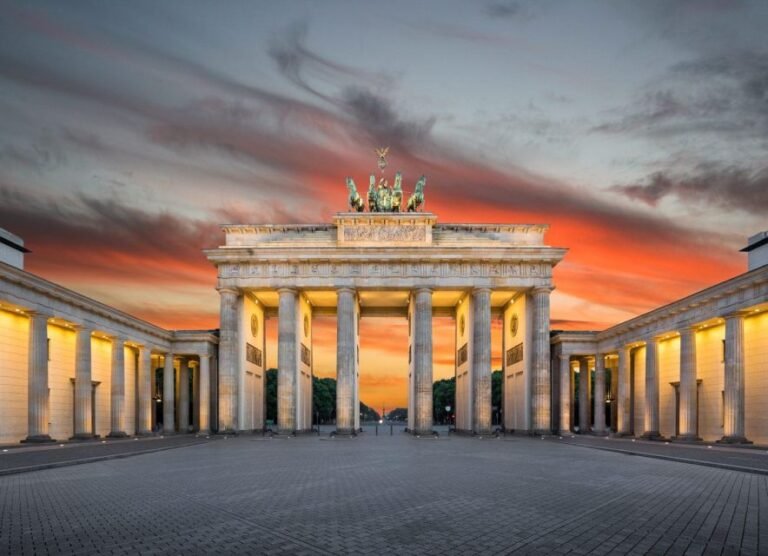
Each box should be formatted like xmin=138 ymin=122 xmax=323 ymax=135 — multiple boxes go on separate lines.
xmin=2 ymin=433 xmax=766 ymax=555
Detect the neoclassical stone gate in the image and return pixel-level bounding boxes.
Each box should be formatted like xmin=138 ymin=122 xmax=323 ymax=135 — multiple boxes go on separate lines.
xmin=205 ymin=213 xmax=566 ymax=435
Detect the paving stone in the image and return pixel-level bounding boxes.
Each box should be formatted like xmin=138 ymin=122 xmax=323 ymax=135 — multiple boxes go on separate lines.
xmin=0 ymin=434 xmax=765 ymax=554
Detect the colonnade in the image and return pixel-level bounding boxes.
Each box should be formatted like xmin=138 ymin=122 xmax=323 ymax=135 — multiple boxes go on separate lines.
xmin=217 ymin=285 xmax=553 ymax=436
xmin=560 ymin=311 xmax=752 ymax=443
xmin=23 ymin=308 xmax=212 ymax=442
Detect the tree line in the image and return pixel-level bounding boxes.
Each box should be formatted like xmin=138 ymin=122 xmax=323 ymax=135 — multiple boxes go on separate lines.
xmin=264 ymin=369 xmax=502 ymax=425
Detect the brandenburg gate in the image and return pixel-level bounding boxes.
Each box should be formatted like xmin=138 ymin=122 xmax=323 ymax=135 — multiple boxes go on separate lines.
xmin=205 ymin=153 xmax=566 ymax=436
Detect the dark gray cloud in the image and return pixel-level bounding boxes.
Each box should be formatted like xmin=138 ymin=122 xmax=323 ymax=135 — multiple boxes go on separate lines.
xmin=611 ymin=164 xmax=768 ymax=214
xmin=486 ymin=1 xmax=524 ymax=18
xmin=593 ymin=50 xmax=768 ymax=139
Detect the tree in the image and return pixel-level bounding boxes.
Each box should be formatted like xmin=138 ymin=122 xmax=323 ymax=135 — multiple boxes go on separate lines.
xmin=432 ymin=377 xmax=455 ymax=424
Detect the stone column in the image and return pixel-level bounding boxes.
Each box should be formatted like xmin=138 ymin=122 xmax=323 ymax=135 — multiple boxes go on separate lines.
xmin=108 ymin=337 xmax=127 ymax=437
xmin=163 ymin=353 xmax=175 ymax=434
xmin=179 ymin=358 xmax=190 ymax=432
xmin=593 ymin=354 xmax=606 ymax=435
xmin=336 ymin=288 xmax=356 ymax=434
xmin=277 ymin=288 xmax=298 ymax=434
xmin=73 ymin=326 xmax=94 ymax=439
xmin=218 ymin=288 xmax=239 ymax=433
xmin=25 ymin=310 xmax=53 ymax=442
xmin=678 ymin=327 xmax=700 ymax=440
xmin=472 ymin=288 xmax=492 ymax=435
xmin=136 ymin=346 xmax=152 ymax=435
xmin=721 ymin=314 xmax=750 ymax=443
xmin=413 ymin=288 xmax=433 ymax=435
xmin=642 ymin=337 xmax=662 ymax=439
xmin=617 ymin=346 xmax=631 ymax=436
xmin=198 ymin=355 xmax=210 ymax=434
xmin=559 ymin=354 xmax=571 ymax=434
xmin=192 ymin=362 xmax=200 ymax=431
xmin=531 ymin=287 xmax=552 ymax=434
xmin=578 ymin=357 xmax=589 ymax=433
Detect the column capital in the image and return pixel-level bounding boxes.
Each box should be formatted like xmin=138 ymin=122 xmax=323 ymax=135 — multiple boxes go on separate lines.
xmin=723 ymin=311 xmax=749 ymax=321
xmin=27 ymin=307 xmax=54 ymax=319
xmin=277 ymin=287 xmax=298 ymax=295
xmin=558 ymin=354 xmax=571 ymax=362
xmin=218 ymin=287 xmax=239 ymax=296
xmin=531 ymin=286 xmax=553 ymax=295
xmin=414 ymin=287 xmax=433 ymax=295
xmin=336 ymin=287 xmax=356 ymax=295
xmin=472 ymin=287 xmax=492 ymax=295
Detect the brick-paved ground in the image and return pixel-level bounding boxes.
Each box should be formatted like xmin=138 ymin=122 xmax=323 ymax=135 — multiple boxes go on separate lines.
xmin=1 ymin=433 xmax=767 ymax=555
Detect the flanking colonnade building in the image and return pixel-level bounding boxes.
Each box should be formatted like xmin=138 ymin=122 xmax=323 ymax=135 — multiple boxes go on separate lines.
xmin=0 ymin=218 xmax=766 ymax=445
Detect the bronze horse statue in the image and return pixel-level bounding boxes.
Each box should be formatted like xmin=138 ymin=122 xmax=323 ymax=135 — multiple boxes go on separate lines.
xmin=406 ymin=175 xmax=426 ymax=212
xmin=345 ymin=177 xmax=365 ymax=212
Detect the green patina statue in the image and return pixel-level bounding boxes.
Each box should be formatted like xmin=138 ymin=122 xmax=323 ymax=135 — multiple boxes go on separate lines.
xmin=345 ymin=148 xmax=426 ymax=213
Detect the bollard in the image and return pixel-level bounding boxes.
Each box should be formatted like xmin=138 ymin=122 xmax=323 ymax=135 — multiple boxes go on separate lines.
xmin=390 ymin=424 xmax=393 ymax=436
xmin=375 ymin=424 xmax=378 ymax=436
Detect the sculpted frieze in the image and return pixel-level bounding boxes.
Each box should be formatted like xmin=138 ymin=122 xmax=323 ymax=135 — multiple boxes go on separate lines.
xmin=219 ymin=261 xmax=552 ymax=280
xmin=343 ymin=225 xmax=426 ymax=242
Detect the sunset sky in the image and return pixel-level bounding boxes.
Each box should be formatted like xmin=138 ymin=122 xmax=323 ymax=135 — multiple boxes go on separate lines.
xmin=1 ymin=1 xmax=766 ymax=409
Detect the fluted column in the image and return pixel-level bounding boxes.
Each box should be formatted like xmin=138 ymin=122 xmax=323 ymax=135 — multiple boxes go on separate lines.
xmin=136 ymin=346 xmax=152 ymax=435
xmin=179 ymin=358 xmax=190 ymax=432
xmin=163 ymin=353 xmax=175 ymax=433
xmin=335 ymin=288 xmax=356 ymax=434
xmin=578 ymin=357 xmax=589 ymax=433
xmin=73 ymin=326 xmax=94 ymax=439
xmin=593 ymin=354 xmax=606 ymax=435
xmin=218 ymin=288 xmax=239 ymax=433
xmin=472 ymin=288 xmax=492 ymax=435
xmin=617 ymin=346 xmax=631 ymax=436
xmin=198 ymin=355 xmax=210 ymax=434
xmin=108 ymin=337 xmax=127 ymax=437
xmin=531 ymin=287 xmax=552 ymax=434
xmin=642 ymin=337 xmax=662 ymax=439
xmin=413 ymin=288 xmax=433 ymax=435
xmin=277 ymin=288 xmax=298 ymax=434
xmin=678 ymin=327 xmax=700 ymax=440
xmin=559 ymin=355 xmax=571 ymax=434
xmin=25 ymin=310 xmax=53 ymax=442
xmin=721 ymin=314 xmax=750 ymax=443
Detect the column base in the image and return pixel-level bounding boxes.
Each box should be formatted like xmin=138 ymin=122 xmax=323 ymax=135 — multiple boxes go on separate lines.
xmin=217 ymin=428 xmax=238 ymax=435
xmin=674 ymin=434 xmax=702 ymax=442
xmin=197 ymin=429 xmax=211 ymax=436
xmin=134 ymin=430 xmax=154 ymax=437
xmin=717 ymin=435 xmax=753 ymax=445
xmin=70 ymin=434 xmax=100 ymax=441
xmin=532 ymin=429 xmax=553 ymax=436
xmin=640 ymin=431 xmax=667 ymax=441
xmin=106 ymin=431 xmax=129 ymax=438
xmin=590 ymin=429 xmax=609 ymax=437
xmin=411 ymin=429 xmax=436 ymax=437
xmin=21 ymin=434 xmax=56 ymax=444
xmin=614 ymin=431 xmax=634 ymax=437
xmin=558 ymin=430 xmax=574 ymax=436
